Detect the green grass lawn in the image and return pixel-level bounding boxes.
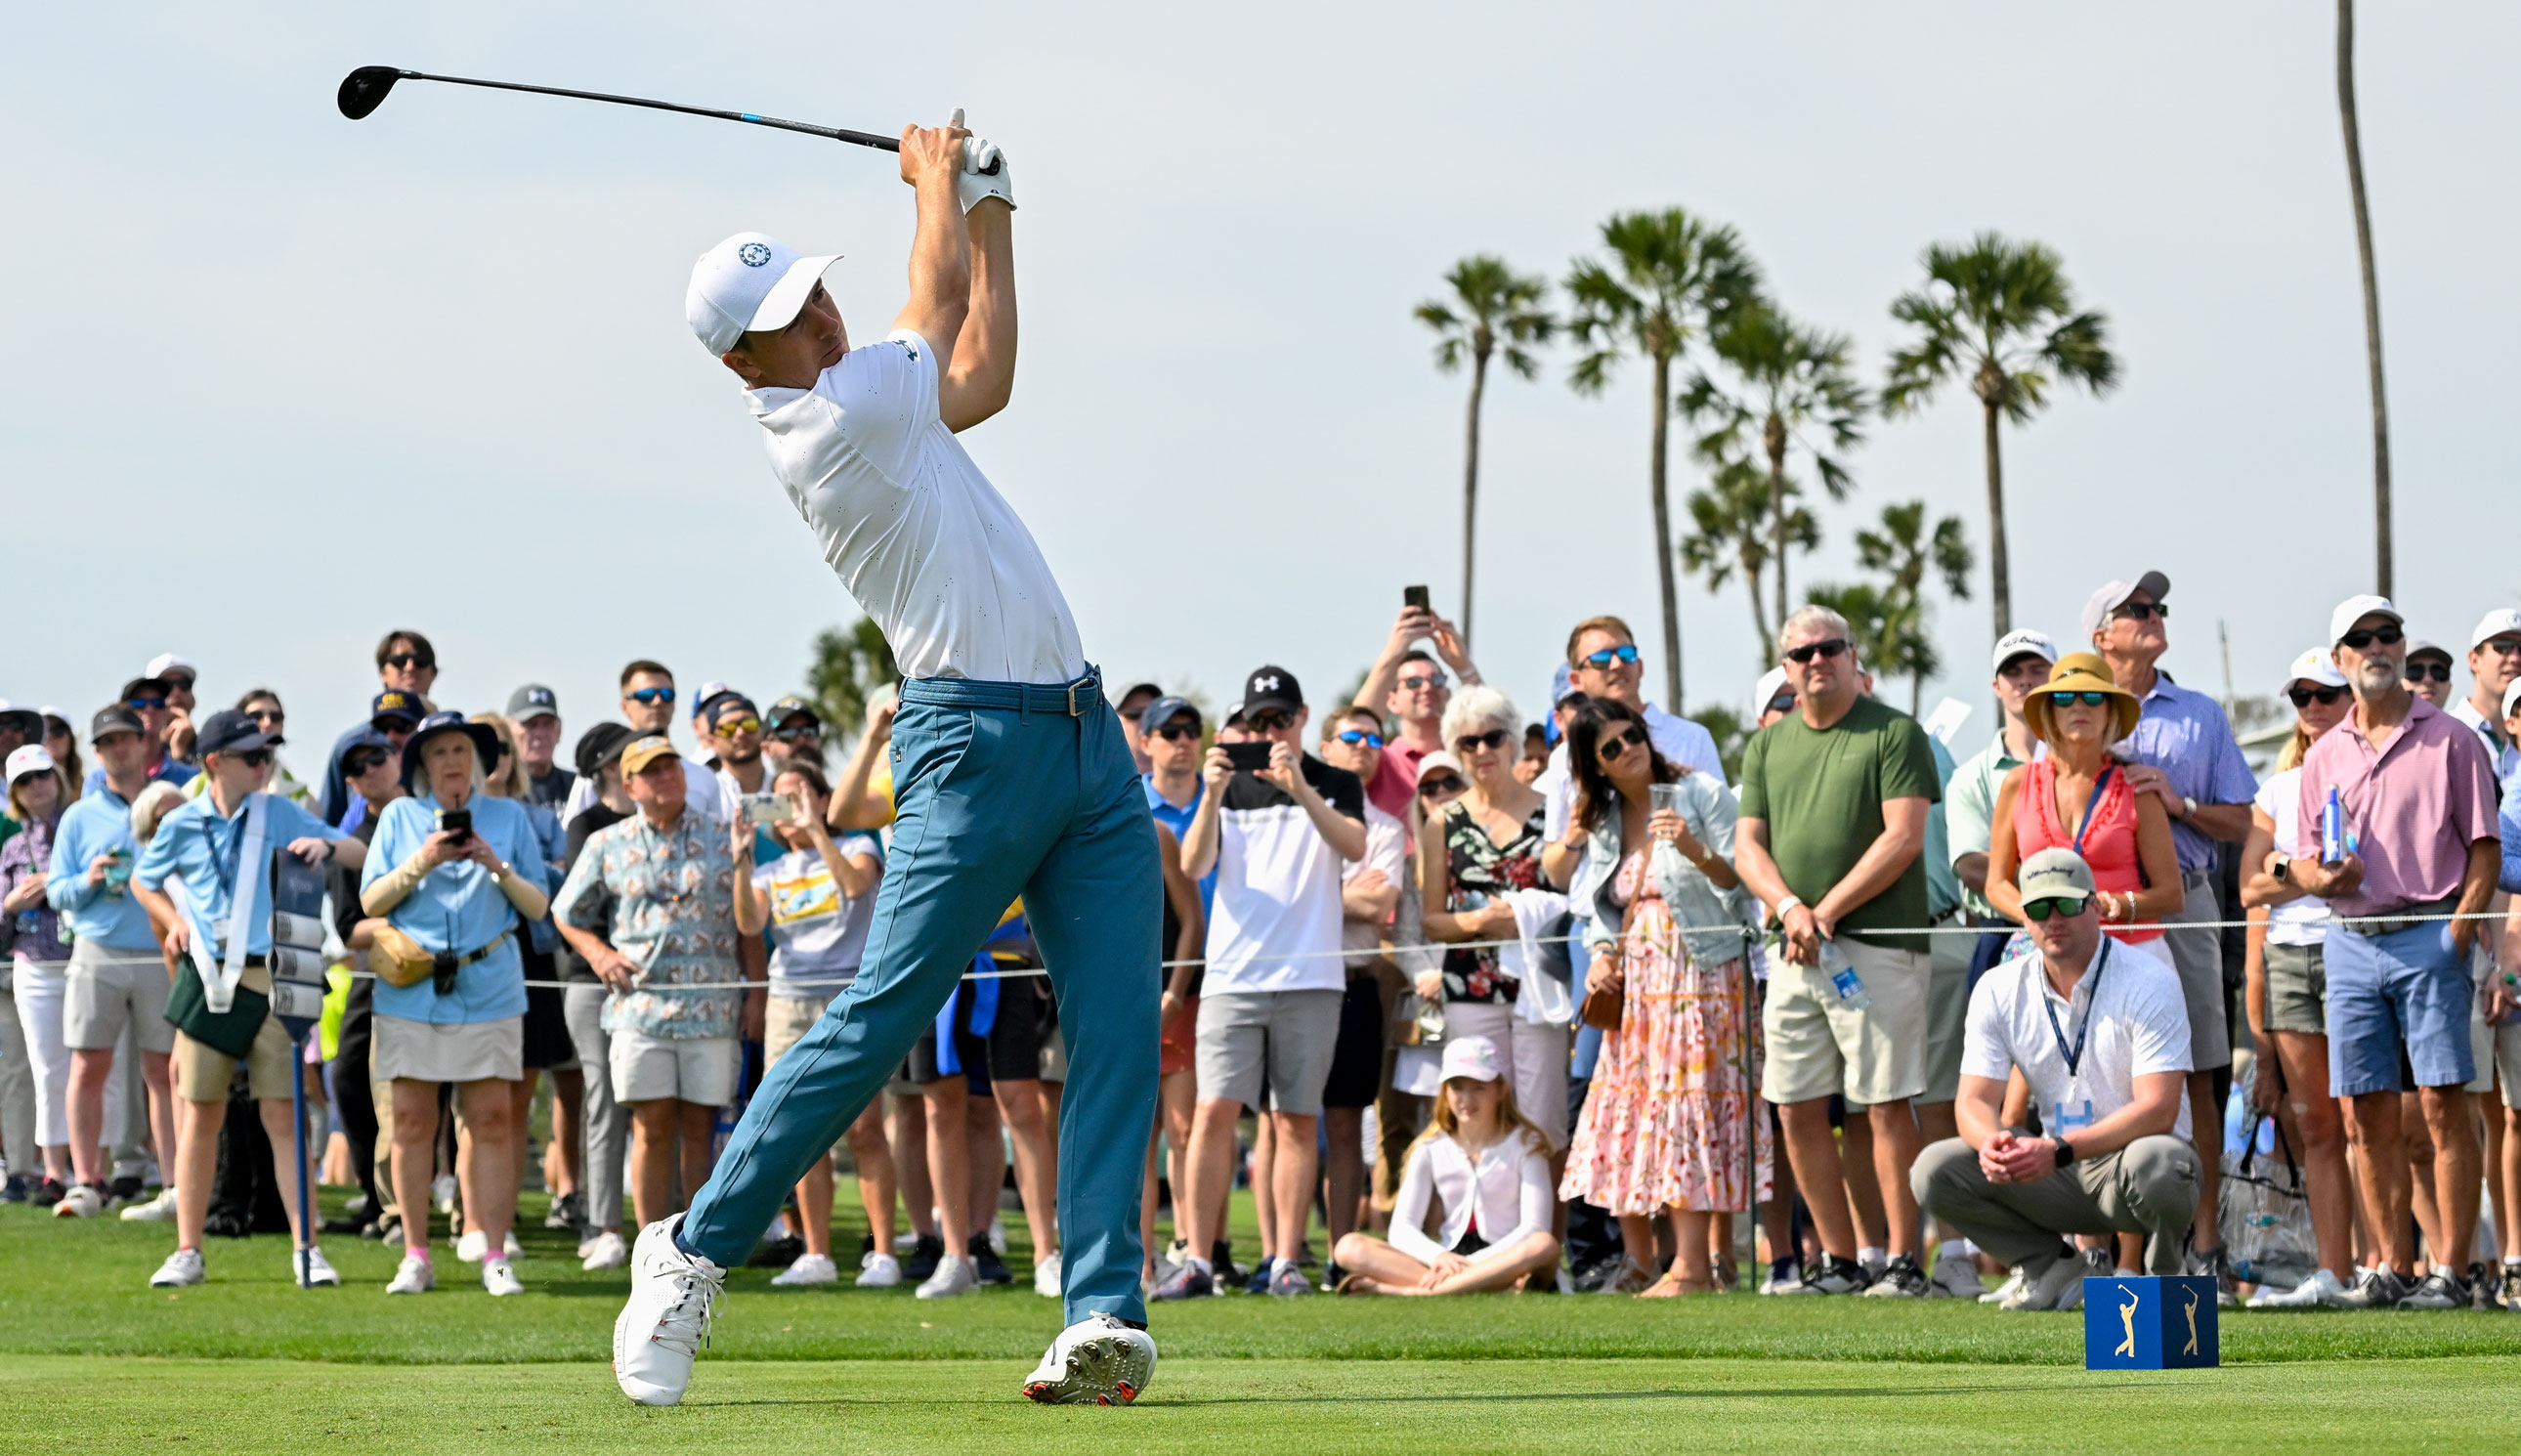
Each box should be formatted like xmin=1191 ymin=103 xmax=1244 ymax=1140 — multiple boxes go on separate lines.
xmin=9 ymin=1186 xmax=2519 ymax=1452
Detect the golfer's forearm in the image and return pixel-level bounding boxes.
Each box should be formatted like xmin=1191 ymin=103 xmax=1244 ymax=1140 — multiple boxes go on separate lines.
xmin=901 ymin=169 xmax=970 ymax=365
xmin=940 ymin=201 xmax=1014 ymax=431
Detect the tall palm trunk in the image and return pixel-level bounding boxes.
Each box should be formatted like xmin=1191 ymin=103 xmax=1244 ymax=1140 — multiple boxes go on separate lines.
xmin=1460 ymin=347 xmax=1489 ymax=649
xmin=1766 ymin=410 xmax=1791 ymax=629
xmin=1648 ymin=349 xmax=1685 ymax=709
xmin=1976 ymin=375 xmax=2012 ymax=638
xmin=2337 ymin=0 xmax=2391 ymax=595
xmin=1738 ymin=543 xmax=1773 ymax=664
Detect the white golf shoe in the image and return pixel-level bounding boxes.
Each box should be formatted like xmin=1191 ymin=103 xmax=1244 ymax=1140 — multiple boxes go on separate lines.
xmin=386 ymin=1253 xmax=437 ymax=1294
xmin=484 ymin=1259 xmax=527 ymax=1297
xmin=916 ymin=1254 xmax=978 ymax=1300
xmin=1034 ymin=1250 xmax=1063 ymax=1299
xmin=771 ymin=1253 xmax=838 ymax=1287
xmin=150 ymin=1248 xmax=205 ymax=1288
xmin=1022 ymin=1313 xmax=1157 ymax=1405
xmin=120 ymin=1187 xmax=180 ymax=1222
xmin=614 ymin=1215 xmax=726 ymax=1407
xmin=581 ymin=1230 xmax=629 ymax=1271
xmin=856 ymin=1250 xmax=903 ymax=1288
xmin=295 ymin=1247 xmax=342 ymax=1287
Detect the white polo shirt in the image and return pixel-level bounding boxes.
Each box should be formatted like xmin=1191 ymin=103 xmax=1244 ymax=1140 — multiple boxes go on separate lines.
xmin=747 ymin=329 xmax=1086 ymax=686
xmin=1962 ymin=939 xmax=2194 ymax=1142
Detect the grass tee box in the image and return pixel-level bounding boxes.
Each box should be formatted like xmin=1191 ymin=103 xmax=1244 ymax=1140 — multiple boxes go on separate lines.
xmin=2085 ymin=1275 xmax=2218 ymax=1370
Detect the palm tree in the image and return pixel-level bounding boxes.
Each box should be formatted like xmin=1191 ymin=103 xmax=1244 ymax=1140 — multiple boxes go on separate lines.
xmin=1803 ymin=580 xmax=1900 ymax=688
xmin=1679 ymin=455 xmax=1815 ymax=664
xmin=1881 ymin=233 xmax=2118 ymax=637
xmin=1680 ymin=302 xmax=1867 ymax=626
xmin=1566 ymin=209 xmax=1761 ymax=710
xmin=2336 ymin=0 xmax=2392 ymax=594
xmin=1855 ymin=500 xmax=1975 ymax=711
xmin=1416 ymin=257 xmax=1553 ymax=650
xmin=806 ymin=616 xmax=898 ymax=736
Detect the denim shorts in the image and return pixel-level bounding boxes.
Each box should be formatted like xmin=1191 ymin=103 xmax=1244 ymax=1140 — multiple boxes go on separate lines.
xmin=2323 ymin=920 xmax=2474 ymax=1097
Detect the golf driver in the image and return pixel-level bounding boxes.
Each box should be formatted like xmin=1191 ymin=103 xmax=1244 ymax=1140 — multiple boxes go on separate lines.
xmin=336 ymin=66 xmax=1000 ymax=172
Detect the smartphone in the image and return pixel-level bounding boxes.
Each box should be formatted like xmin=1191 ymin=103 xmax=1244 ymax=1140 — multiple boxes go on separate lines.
xmin=1402 ymin=584 xmax=1431 ymax=612
xmin=742 ymin=792 xmax=795 ymax=827
xmin=1223 ymin=741 xmax=1274 ymax=774
xmin=438 ymin=808 xmax=473 ymax=842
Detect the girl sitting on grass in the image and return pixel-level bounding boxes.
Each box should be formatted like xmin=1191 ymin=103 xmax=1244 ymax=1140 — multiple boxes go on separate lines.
xmin=1333 ymin=1036 xmax=1560 ymax=1295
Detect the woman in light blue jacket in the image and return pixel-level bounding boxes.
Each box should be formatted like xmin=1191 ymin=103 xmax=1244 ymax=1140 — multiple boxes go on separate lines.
xmin=1553 ymin=700 xmax=1767 ymax=1296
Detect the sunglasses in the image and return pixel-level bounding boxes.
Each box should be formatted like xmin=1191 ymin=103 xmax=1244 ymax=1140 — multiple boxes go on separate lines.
xmin=235 ymin=749 xmax=274 ymax=769
xmin=2022 ymin=895 xmax=2089 ymax=921
xmin=627 ymin=687 xmax=677 ymax=706
xmin=769 ymin=724 xmax=819 ymax=743
xmin=1765 ymin=694 xmax=1797 ymax=715
xmin=1335 ymin=729 xmax=1384 ymax=749
xmin=714 ymin=717 xmax=763 ymax=736
xmin=1247 ymin=710 xmax=1295 ymax=733
xmin=1579 ymin=644 xmax=1641 ymax=670
xmin=1597 ymin=725 xmax=1646 ymax=760
xmin=383 ymin=653 xmax=435 ymax=670
xmin=2485 ymin=636 xmax=2521 ymax=658
xmin=126 ymin=697 xmax=167 ymax=711
xmin=247 ymin=707 xmax=284 ymax=724
xmin=2049 ymin=690 xmax=2111 ymax=708
xmin=2404 ymin=662 xmax=2452 ymax=684
xmin=1455 ymin=728 xmax=1511 ymax=753
xmin=1397 ymin=672 xmax=1450 ymax=692
xmin=344 ymin=751 xmax=391 ymax=777
xmin=2287 ymin=684 xmax=2347 ymax=708
xmin=160 ymin=675 xmax=195 ymax=690
xmin=1784 ymin=638 xmax=1850 ymax=664
xmin=1153 ymin=722 xmax=1202 ymax=743
xmin=2337 ymin=624 xmax=2403 ymax=651
xmin=2112 ymin=601 xmax=2169 ymax=622
xmin=1418 ymin=775 xmax=1466 ymax=796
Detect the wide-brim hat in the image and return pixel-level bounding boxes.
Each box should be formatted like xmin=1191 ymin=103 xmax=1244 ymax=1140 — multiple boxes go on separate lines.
xmin=2023 ymin=653 xmax=2142 ymax=745
xmin=399 ymin=710 xmax=504 ymax=789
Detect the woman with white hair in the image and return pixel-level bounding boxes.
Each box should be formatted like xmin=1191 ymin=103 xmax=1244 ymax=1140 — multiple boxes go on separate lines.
xmin=359 ymin=712 xmax=551 ymax=1296
xmin=1415 ymin=684 xmax=1568 ymax=1149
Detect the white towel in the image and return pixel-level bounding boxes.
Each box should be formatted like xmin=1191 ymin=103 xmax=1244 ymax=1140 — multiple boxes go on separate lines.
xmin=1500 ymin=888 xmax=1572 ymax=1027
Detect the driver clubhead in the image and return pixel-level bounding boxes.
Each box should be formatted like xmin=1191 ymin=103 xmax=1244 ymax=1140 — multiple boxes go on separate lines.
xmin=337 ymin=66 xmax=407 ymax=120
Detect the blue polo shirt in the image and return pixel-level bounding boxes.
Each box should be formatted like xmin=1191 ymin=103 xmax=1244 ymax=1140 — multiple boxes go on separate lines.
xmin=135 ymin=792 xmax=342 ymax=955
xmin=2116 ymin=670 xmax=2260 ymax=875
xmin=45 ymin=788 xmax=158 ymax=951
xmin=363 ymin=793 xmax=546 ymax=1025
xmin=1143 ymin=775 xmax=1214 ymax=914
xmin=81 ymin=754 xmax=195 ymax=799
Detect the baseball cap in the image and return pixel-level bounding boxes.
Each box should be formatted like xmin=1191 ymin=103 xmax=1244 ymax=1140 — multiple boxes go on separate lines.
xmin=144 ymin=653 xmax=195 ymax=683
xmin=699 ymin=689 xmax=756 ymax=727
xmin=620 ymin=735 xmax=681 ymax=777
xmin=193 ymin=708 xmax=270 ymax=758
xmin=1241 ymin=666 xmax=1303 ymax=716
xmin=2279 ymin=648 xmax=2347 ymax=694
xmin=1439 ymin=1035 xmax=1503 ymax=1084
xmin=2468 ymin=608 xmax=2521 ymax=652
xmin=765 ymin=696 xmax=821 ymax=729
xmin=1753 ymin=666 xmax=1791 ymax=709
xmin=2328 ymin=593 xmax=2404 ymax=647
xmin=689 ymin=681 xmax=733 ymax=719
xmin=574 ymin=722 xmax=635 ymax=779
xmin=90 ymin=705 xmax=144 ymax=741
xmin=1991 ymin=628 xmax=2060 ymax=674
xmin=2078 ymin=571 xmax=2172 ymax=641
xmin=369 ymin=689 xmax=425 ymax=727
xmin=2407 ymin=636 xmax=2452 ymax=664
xmin=686 ymin=234 xmax=842 ymax=356
xmin=2504 ymin=680 xmax=2521 ymax=719
xmin=1415 ymin=750 xmax=1466 ymax=785
xmin=0 ymin=705 xmax=40 ymax=740
xmin=2017 ymin=846 xmax=2097 ymax=902
xmin=506 ymin=684 xmax=560 ymax=722
xmin=1115 ymin=681 xmax=1165 ymax=711
xmin=119 ymin=675 xmax=169 ymax=704
xmin=6 ymin=744 xmax=56 ymax=783
xmin=1138 ymin=695 xmax=1199 ymax=736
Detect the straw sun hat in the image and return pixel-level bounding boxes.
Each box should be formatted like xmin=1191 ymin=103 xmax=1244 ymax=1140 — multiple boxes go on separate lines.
xmin=2023 ymin=652 xmax=2142 ymax=745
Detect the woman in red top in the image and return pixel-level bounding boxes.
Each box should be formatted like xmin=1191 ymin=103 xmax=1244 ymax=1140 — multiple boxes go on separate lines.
xmin=1987 ymin=653 xmax=2182 ymax=958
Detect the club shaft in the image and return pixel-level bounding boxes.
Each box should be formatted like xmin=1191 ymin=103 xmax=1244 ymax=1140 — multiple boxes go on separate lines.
xmin=403 ymin=70 xmax=899 ymax=151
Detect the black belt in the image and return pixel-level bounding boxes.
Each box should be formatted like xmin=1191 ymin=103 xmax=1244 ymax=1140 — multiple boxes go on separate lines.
xmin=2336 ymin=894 xmax=2460 ymax=939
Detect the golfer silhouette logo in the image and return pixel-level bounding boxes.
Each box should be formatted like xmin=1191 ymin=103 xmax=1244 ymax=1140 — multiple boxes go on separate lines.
xmin=2113 ymin=1285 xmax=2140 ymax=1358
xmin=2181 ymin=1288 xmax=2201 ymax=1356
xmin=738 ymin=241 xmax=772 ymax=267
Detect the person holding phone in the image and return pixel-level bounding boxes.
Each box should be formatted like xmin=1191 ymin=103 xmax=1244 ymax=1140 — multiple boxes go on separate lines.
xmin=1347 ymin=596 xmax=1484 ymax=819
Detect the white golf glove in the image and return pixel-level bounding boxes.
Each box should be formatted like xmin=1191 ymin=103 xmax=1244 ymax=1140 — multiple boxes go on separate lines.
xmin=949 ymin=108 xmax=1015 ymax=213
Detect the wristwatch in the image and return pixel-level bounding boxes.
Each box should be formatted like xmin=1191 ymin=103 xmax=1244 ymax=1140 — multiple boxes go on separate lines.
xmin=2053 ymin=1138 xmax=2077 ymax=1169
xmin=2179 ymin=794 xmax=2198 ymax=820
xmin=2271 ymin=856 xmax=2291 ymax=884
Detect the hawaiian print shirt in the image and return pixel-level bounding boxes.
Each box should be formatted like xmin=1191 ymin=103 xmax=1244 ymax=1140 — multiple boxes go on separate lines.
xmin=553 ymin=806 xmax=743 ymax=1040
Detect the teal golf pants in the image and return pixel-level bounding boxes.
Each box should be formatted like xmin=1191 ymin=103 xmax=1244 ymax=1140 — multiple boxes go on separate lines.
xmin=679 ymin=671 xmax=1161 ymax=1324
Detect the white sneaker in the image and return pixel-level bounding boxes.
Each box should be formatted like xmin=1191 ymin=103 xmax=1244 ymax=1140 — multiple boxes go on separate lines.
xmin=54 ymin=1183 xmax=102 ymax=1219
xmin=1929 ymin=1250 xmax=1988 ymax=1301
xmin=456 ymin=1229 xmax=489 ymax=1263
xmin=1996 ymin=1253 xmax=2089 ymax=1312
xmin=1035 ymin=1249 xmax=1063 ymax=1299
xmin=387 ymin=1253 xmax=437 ymax=1294
xmin=578 ymin=1228 xmax=602 ymax=1260
xmin=581 ymin=1230 xmax=629 ymax=1272
xmin=613 ymin=1216 xmax=726 ymax=1407
xmin=1023 ymin=1312 xmax=1157 ymax=1405
xmin=484 ymin=1259 xmax=527 ymax=1297
xmin=150 ymin=1248 xmax=205 ymax=1288
xmin=1980 ymin=1268 xmax=2023 ymax=1306
xmin=505 ymin=1230 xmax=525 ymax=1262
xmin=772 ymin=1253 xmax=839 ymax=1287
xmin=987 ymin=1217 xmax=1009 ymax=1256
xmin=120 ymin=1187 xmax=180 ymax=1222
xmin=916 ymin=1254 xmax=978 ymax=1300
xmin=2249 ymin=1268 xmax=2348 ymax=1308
xmin=294 ymin=1247 xmax=342 ymax=1287
xmin=433 ymin=1174 xmax=458 ymax=1215
xmin=856 ymin=1251 xmax=903 ymax=1288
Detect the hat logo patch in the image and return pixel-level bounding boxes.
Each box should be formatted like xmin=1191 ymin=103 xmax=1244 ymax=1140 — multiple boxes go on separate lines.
xmin=1254 ymin=675 xmax=1281 ymax=694
xmin=737 ymin=241 xmax=772 ymax=267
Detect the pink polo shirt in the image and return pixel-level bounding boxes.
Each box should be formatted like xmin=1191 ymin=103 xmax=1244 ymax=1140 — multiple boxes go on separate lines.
xmin=2297 ymin=695 xmax=2501 ymax=919
xmin=1367 ymin=739 xmax=1434 ymax=820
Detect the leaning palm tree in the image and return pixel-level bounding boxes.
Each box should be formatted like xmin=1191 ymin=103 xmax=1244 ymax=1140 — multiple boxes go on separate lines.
xmin=1416 ymin=257 xmax=1553 ymax=649
xmin=1680 ymin=455 xmax=1815 ymax=664
xmin=1881 ymin=234 xmax=2118 ymax=637
xmin=2336 ymin=0 xmax=2391 ymax=594
xmin=1565 ymin=210 xmax=1761 ymax=710
xmin=1855 ymin=500 xmax=1975 ymax=712
xmin=1681 ymin=301 xmax=1867 ymax=626
xmin=806 ymin=616 xmax=898 ymax=736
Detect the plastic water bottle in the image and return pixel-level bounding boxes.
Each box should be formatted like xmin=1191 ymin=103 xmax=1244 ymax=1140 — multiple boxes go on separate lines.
xmin=1820 ymin=939 xmax=1870 ymax=1010
xmin=2321 ymin=787 xmax=2345 ymax=863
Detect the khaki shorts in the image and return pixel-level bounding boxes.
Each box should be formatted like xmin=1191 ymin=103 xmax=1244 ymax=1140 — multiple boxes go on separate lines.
xmin=174 ymin=1018 xmax=306 ymax=1103
xmin=1920 ymin=929 xmax=1973 ymax=1105
xmin=2263 ymin=940 xmax=2327 ymax=1036
xmin=765 ymin=992 xmax=833 ymax=1066
xmin=2161 ymin=873 xmax=2233 ymax=1072
xmin=1762 ymin=938 xmax=1929 ymax=1107
xmin=374 ymin=1013 xmax=523 ymax=1085
xmin=1195 ymin=988 xmax=1343 ymax=1116
xmin=612 ymin=1028 xmax=739 ymax=1106
xmin=64 ymin=939 xmax=175 ymax=1054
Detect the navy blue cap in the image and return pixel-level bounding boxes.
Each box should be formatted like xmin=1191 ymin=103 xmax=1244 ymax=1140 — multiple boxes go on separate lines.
xmin=1137 ymin=695 xmax=1199 ymax=735
xmin=194 ymin=708 xmax=272 ymax=758
xmin=369 ymin=689 xmax=425 ymax=726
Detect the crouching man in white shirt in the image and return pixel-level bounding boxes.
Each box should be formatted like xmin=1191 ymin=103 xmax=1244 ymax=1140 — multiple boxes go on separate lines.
xmin=1912 ymin=847 xmax=2200 ymax=1312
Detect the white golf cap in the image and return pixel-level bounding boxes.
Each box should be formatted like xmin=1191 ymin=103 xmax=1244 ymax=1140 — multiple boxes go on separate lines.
xmin=2279 ymin=648 xmax=2347 ymax=694
xmin=1753 ymin=666 xmax=1790 ymax=707
xmin=685 ymin=233 xmax=841 ymax=356
xmin=2078 ymin=571 xmax=2170 ymax=641
xmin=2470 ymin=608 xmax=2521 ymax=652
xmin=144 ymin=653 xmax=194 ymax=680
xmin=6 ymin=744 xmax=55 ymax=782
xmin=2504 ymin=679 xmax=2521 ymax=719
xmin=2407 ymin=636 xmax=2451 ymax=663
xmin=1991 ymin=628 xmax=2059 ymax=674
xmin=1439 ymin=1035 xmax=1503 ymax=1084
xmin=2328 ymin=593 xmax=2403 ymax=647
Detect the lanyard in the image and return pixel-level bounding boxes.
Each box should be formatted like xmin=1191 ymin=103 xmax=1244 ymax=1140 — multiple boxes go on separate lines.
xmin=2068 ymin=764 xmax=2115 ymax=857
xmin=2039 ymin=938 xmax=2111 ymax=1080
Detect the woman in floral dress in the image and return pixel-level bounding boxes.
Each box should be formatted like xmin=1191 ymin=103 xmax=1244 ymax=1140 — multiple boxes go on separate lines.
xmin=1555 ymin=700 xmax=1768 ymax=1296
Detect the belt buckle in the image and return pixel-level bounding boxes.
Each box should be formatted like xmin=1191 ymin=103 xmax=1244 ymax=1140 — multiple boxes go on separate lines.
xmin=1065 ymin=679 xmax=1087 ymax=717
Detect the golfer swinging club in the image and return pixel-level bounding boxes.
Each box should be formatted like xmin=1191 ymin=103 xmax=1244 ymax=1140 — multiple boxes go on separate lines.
xmin=613 ymin=115 xmax=1161 ymax=1408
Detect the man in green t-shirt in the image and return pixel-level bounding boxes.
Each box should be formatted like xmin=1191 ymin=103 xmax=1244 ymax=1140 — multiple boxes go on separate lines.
xmin=1736 ymin=605 xmax=1941 ymax=1298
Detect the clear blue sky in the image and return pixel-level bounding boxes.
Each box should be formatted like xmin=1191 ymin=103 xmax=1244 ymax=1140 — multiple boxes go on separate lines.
xmin=5 ymin=2 xmax=2513 ymax=761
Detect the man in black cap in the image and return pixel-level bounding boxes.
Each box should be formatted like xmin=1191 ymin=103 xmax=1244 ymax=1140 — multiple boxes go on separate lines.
xmin=79 ymin=679 xmax=197 ymax=797
xmin=699 ymin=691 xmax=771 ymax=801
xmin=507 ymin=685 xmax=574 ymax=810
xmin=761 ymin=698 xmax=826 ymax=776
